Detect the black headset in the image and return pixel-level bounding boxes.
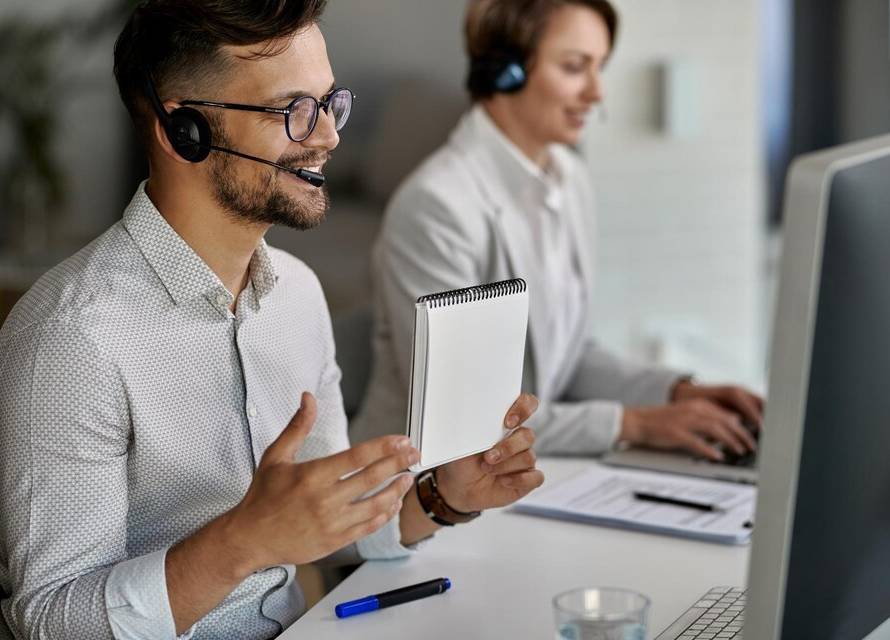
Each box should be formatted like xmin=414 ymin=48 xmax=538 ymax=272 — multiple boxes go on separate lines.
xmin=142 ymin=70 xmax=212 ymax=162
xmin=467 ymin=54 xmax=528 ymax=96
xmin=141 ymin=70 xmax=325 ymax=187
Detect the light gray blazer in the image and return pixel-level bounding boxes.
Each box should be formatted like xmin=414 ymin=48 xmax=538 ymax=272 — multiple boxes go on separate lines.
xmin=351 ymin=108 xmax=681 ymax=454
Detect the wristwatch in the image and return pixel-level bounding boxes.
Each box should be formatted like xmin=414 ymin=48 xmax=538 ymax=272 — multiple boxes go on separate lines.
xmin=415 ymin=468 xmax=481 ymax=527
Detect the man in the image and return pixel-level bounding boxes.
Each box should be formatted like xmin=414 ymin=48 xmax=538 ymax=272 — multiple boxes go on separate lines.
xmin=0 ymin=1 xmax=543 ymax=638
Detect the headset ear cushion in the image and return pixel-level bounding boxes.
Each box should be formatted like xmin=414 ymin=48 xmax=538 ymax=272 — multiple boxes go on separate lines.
xmin=167 ymin=106 xmax=211 ymax=162
xmin=494 ymin=61 xmax=527 ymax=93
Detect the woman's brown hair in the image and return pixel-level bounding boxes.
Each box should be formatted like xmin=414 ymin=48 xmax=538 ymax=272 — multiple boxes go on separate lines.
xmin=464 ymin=0 xmax=618 ymax=100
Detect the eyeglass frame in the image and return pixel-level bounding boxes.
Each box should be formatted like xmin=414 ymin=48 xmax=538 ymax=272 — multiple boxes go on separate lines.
xmin=179 ymin=86 xmax=355 ymax=143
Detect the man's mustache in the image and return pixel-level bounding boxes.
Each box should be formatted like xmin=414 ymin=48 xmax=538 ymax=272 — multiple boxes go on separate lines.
xmin=278 ymin=151 xmax=331 ymax=171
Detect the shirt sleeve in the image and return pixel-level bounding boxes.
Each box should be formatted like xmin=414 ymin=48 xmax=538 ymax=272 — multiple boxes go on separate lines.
xmin=105 ymin=549 xmax=194 ymax=640
xmin=356 ymin=516 xmax=415 ymax=560
xmin=0 ymin=321 xmax=182 ymax=639
xmin=562 ymin=338 xmax=686 ymax=408
xmin=512 ymin=339 xmax=685 ymax=455
xmin=524 ymin=398 xmax=625 ymax=455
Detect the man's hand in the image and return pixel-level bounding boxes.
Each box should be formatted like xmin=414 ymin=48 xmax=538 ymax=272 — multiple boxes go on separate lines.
xmin=167 ymin=392 xmax=419 ymax=633
xmin=434 ymin=393 xmax=545 ymax=513
xmin=621 ymin=399 xmax=758 ymax=462
xmin=220 ymin=391 xmax=419 ymax=571
xmin=671 ymin=380 xmax=764 ymax=428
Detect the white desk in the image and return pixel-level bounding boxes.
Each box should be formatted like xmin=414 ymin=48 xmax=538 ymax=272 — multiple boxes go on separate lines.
xmin=282 ymin=458 xmax=750 ymax=639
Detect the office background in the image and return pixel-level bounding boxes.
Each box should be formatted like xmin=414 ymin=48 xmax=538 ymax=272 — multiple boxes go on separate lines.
xmin=2 ymin=0 xmax=889 ymax=395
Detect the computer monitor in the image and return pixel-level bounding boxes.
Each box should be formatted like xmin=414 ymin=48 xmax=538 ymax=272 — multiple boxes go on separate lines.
xmin=745 ymin=134 xmax=890 ymax=639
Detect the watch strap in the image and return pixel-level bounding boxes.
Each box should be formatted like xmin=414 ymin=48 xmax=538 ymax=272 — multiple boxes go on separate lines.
xmin=415 ymin=468 xmax=481 ymax=526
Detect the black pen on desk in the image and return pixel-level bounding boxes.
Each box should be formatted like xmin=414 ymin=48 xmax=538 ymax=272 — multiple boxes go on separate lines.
xmin=335 ymin=577 xmax=451 ymax=618
xmin=632 ymin=491 xmax=723 ymax=513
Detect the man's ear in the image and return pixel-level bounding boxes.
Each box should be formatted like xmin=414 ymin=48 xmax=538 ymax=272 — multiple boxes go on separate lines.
xmin=151 ymin=100 xmax=194 ymax=164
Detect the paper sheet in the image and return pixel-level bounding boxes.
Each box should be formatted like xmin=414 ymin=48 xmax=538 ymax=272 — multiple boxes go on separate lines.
xmin=514 ymin=463 xmax=757 ymax=545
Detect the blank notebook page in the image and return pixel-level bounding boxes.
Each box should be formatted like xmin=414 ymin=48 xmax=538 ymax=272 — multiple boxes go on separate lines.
xmin=413 ymin=282 xmax=528 ymax=470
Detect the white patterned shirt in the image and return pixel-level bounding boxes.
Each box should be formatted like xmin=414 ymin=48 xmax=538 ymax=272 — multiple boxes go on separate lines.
xmin=0 ymin=183 xmax=409 ymax=640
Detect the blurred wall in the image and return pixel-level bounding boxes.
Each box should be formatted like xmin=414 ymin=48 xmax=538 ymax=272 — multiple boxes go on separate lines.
xmin=313 ymin=0 xmax=468 ymax=187
xmin=582 ymin=0 xmax=765 ymax=387
xmin=1 ymin=0 xmax=130 ymax=252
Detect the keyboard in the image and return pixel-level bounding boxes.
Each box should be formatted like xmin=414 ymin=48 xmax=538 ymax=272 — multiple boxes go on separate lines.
xmin=709 ymin=422 xmax=760 ymax=468
xmin=654 ymin=587 xmax=746 ymax=639
xmin=713 ymin=449 xmax=757 ymax=468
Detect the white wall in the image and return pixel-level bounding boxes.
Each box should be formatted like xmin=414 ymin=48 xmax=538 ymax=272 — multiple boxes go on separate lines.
xmin=581 ymin=0 xmax=766 ymax=389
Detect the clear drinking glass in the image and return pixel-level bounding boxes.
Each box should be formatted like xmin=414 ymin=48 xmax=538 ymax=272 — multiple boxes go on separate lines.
xmin=553 ymin=587 xmax=650 ymax=640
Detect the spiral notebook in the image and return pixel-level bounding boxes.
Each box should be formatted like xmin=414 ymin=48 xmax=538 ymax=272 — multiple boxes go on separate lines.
xmin=407 ymin=279 xmax=529 ymax=472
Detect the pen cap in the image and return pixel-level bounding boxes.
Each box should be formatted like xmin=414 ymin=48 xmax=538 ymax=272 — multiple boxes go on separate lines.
xmin=335 ymin=596 xmax=379 ymax=619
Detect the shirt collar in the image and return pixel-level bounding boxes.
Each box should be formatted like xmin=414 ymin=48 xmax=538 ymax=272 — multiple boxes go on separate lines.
xmin=122 ymin=181 xmax=279 ymax=309
xmin=249 ymin=238 xmax=278 ymax=300
xmin=468 ymin=104 xmax=565 ymax=209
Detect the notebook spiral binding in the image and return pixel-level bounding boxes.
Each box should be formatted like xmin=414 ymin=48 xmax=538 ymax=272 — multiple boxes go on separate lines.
xmin=417 ymin=278 xmax=527 ymax=309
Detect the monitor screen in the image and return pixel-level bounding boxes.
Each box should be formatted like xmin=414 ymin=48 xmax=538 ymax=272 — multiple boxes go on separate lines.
xmin=780 ymin=154 xmax=890 ymax=638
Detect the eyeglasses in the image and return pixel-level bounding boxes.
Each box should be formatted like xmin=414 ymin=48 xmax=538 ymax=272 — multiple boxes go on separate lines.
xmin=180 ymin=87 xmax=354 ymax=142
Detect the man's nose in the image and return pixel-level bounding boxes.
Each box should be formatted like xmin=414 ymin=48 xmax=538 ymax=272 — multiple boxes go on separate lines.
xmin=301 ymin=107 xmax=340 ymax=152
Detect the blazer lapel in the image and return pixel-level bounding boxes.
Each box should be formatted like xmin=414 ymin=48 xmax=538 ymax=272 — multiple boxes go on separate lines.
xmin=450 ymin=117 xmax=551 ymax=397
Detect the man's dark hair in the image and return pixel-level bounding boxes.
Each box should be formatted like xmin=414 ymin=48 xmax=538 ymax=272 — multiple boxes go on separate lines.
xmin=114 ymin=0 xmax=328 ymax=145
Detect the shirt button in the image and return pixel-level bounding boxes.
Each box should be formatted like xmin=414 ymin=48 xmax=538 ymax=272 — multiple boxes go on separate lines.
xmin=247 ymin=404 xmax=258 ymax=418
xmin=216 ymin=293 xmax=228 ymax=306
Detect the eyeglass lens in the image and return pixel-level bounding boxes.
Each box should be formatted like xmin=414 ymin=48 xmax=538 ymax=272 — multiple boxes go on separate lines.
xmin=287 ymin=88 xmax=353 ymax=141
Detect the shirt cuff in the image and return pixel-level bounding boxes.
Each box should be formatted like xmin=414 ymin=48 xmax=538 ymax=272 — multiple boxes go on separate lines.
xmin=356 ymin=512 xmax=418 ymax=560
xmin=571 ymin=399 xmax=624 ymax=453
xmin=105 ymin=548 xmax=195 ymax=640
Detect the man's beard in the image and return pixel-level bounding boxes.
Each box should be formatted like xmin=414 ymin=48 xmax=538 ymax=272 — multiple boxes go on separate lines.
xmin=208 ymin=126 xmax=330 ymax=230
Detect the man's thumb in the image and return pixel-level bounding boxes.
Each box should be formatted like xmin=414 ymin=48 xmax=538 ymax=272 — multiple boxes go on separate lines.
xmin=260 ymin=392 xmax=317 ymax=467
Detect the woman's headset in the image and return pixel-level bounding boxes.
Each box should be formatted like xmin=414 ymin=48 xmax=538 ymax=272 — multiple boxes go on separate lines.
xmin=467 ymin=54 xmax=528 ymax=96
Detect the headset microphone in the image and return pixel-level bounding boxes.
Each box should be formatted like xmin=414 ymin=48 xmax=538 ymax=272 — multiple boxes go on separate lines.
xmin=142 ymin=70 xmax=326 ymax=188
xmin=206 ymin=144 xmax=326 ymax=187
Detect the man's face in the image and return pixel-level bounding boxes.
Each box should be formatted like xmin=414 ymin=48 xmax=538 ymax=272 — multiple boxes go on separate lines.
xmin=206 ymin=24 xmax=338 ymax=230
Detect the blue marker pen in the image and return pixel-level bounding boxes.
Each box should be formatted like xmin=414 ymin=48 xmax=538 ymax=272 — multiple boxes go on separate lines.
xmin=334 ymin=577 xmax=452 ymax=618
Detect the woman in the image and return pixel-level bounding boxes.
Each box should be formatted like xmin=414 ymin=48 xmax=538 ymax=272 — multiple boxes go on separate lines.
xmin=352 ymin=0 xmax=762 ymax=460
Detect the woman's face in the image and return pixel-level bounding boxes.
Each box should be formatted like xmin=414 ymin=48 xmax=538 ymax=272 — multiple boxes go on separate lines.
xmin=511 ymin=3 xmax=611 ymax=147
